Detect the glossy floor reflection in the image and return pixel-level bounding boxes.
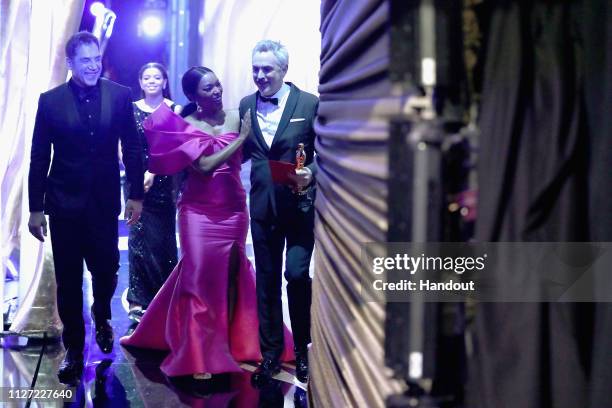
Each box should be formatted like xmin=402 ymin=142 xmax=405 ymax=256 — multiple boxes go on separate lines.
xmin=1 ymin=219 xmax=308 ymax=407
xmin=1 ymin=340 xmax=305 ymax=407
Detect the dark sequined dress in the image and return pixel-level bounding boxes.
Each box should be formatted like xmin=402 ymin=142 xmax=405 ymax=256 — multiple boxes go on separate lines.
xmin=127 ymin=103 xmax=178 ymax=308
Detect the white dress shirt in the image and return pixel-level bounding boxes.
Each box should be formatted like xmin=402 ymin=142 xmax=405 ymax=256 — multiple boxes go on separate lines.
xmin=256 ymin=83 xmax=291 ymax=148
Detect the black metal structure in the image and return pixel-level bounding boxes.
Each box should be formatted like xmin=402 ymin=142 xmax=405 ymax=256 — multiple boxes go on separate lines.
xmin=385 ymin=1 xmax=470 ymax=407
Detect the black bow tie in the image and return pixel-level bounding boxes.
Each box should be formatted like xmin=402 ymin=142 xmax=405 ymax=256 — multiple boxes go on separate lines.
xmin=259 ymin=95 xmax=279 ymax=105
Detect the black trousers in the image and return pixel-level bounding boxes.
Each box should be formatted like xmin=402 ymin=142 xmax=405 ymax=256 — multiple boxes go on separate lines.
xmin=251 ymin=206 xmax=314 ymax=360
xmin=48 ymin=205 xmax=119 ymax=352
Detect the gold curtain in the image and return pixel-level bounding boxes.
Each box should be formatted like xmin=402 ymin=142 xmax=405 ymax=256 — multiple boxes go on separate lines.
xmin=310 ymin=1 xmax=406 ymax=406
xmin=0 ymin=0 xmax=84 ymax=335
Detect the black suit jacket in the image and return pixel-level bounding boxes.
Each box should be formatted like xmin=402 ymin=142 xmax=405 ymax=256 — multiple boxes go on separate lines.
xmin=239 ymin=83 xmax=318 ymax=221
xmin=28 ymin=78 xmax=144 ymax=217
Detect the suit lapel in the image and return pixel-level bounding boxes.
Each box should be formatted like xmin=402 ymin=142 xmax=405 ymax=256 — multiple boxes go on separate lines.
xmin=249 ymin=93 xmax=270 ymax=153
xmin=270 ymin=84 xmax=298 ymax=151
xmin=63 ymin=84 xmax=85 ymax=131
xmin=99 ymin=79 xmax=111 ymax=137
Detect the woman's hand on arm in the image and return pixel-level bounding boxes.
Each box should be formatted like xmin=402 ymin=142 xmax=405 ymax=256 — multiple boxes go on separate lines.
xmin=238 ymin=109 xmax=252 ymax=141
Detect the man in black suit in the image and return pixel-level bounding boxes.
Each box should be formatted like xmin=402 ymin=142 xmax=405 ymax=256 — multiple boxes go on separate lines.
xmin=239 ymin=40 xmax=318 ymax=384
xmin=27 ymin=32 xmax=144 ymax=383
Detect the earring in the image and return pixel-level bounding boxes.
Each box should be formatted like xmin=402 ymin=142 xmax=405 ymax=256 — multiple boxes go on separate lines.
xmin=196 ymin=103 xmax=203 ymax=113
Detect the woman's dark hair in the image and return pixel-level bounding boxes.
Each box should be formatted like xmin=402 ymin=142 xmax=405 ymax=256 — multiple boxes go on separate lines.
xmin=138 ymin=62 xmax=172 ymax=99
xmin=180 ymin=66 xmax=214 ymax=117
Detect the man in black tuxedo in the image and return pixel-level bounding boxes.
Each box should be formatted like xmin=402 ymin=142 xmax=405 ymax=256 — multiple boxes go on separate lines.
xmin=27 ymin=32 xmax=144 ymax=383
xmin=239 ymin=40 xmax=318 ymax=384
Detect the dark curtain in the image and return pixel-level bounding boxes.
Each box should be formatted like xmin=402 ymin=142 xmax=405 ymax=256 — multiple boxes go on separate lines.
xmin=583 ymin=0 xmax=612 ymax=405
xmin=312 ymin=0 xmax=610 ymax=406
xmin=310 ymin=1 xmax=407 ymax=406
xmin=471 ymin=1 xmax=611 ymax=407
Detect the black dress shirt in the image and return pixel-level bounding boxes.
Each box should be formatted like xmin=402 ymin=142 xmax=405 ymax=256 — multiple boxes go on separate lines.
xmin=68 ymin=79 xmax=101 ymax=136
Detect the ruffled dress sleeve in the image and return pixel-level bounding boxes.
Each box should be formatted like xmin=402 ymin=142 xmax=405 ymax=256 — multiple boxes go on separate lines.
xmin=143 ymin=103 xmax=214 ymax=175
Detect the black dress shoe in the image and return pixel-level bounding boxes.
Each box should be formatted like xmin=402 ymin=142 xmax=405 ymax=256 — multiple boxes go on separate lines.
xmin=251 ymin=358 xmax=281 ymax=387
xmin=295 ymin=350 xmax=309 ymax=383
xmin=127 ymin=308 xmax=145 ymax=324
xmin=95 ymin=321 xmax=114 ymax=353
xmin=58 ymin=349 xmax=84 ymax=384
xmin=91 ymin=306 xmax=114 ymax=353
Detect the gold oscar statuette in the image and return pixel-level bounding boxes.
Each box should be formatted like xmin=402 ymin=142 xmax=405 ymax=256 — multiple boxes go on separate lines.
xmin=294 ymin=143 xmax=307 ymax=195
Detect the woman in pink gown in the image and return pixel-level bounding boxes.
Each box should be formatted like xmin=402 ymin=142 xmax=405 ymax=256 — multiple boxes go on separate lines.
xmin=120 ymin=67 xmax=294 ymax=378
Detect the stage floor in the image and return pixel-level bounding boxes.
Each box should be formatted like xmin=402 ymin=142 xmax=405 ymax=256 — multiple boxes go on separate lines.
xmin=0 ymin=218 xmax=308 ymax=407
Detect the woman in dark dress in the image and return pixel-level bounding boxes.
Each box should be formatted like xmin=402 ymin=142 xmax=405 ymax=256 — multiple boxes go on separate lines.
xmin=126 ymin=62 xmax=180 ymax=326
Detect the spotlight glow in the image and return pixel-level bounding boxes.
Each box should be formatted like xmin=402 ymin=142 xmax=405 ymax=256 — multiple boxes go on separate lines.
xmin=90 ymin=2 xmax=106 ymax=17
xmin=141 ymin=15 xmax=163 ymax=37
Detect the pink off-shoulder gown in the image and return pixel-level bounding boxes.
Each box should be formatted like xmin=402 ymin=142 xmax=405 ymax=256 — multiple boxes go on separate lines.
xmin=120 ymin=104 xmax=294 ymax=377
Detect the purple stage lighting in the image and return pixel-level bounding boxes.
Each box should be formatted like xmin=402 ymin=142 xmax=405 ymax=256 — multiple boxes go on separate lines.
xmin=140 ymin=14 xmax=163 ymax=37
xmin=137 ymin=0 xmax=167 ymax=38
xmin=90 ymin=1 xmax=106 ymax=17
